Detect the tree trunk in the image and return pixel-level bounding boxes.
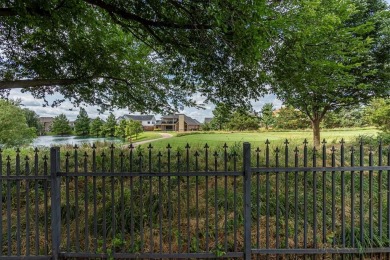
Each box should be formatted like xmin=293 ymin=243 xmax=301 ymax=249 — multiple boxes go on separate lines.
xmin=311 ymin=118 xmax=321 ymax=148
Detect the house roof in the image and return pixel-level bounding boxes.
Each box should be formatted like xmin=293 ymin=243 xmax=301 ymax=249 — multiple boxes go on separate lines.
xmin=118 ymin=115 xmax=155 ymax=121
xmin=204 ymin=117 xmax=213 ymax=124
xmin=161 ymin=114 xmax=200 ymax=125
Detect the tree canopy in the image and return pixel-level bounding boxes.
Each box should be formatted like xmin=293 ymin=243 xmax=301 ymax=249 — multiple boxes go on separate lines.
xmin=0 ymin=99 xmax=36 ymax=147
xmin=268 ymin=0 xmax=390 ymax=146
xmin=51 ymin=114 xmax=72 ymax=136
xmin=0 ymin=0 xmax=285 ymax=112
xmin=74 ymin=108 xmax=90 ymax=136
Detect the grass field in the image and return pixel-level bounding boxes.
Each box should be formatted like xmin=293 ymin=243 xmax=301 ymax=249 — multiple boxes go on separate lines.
xmin=142 ymin=128 xmax=379 ymax=150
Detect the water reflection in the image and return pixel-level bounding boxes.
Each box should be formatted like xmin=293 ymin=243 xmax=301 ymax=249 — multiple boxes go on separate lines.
xmin=32 ymin=135 xmax=124 ymax=147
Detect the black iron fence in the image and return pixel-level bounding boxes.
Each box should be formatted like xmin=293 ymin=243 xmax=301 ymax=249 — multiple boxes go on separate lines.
xmin=0 ymin=140 xmax=389 ymax=259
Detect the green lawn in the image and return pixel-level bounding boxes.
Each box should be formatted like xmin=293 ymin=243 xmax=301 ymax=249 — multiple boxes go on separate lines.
xmin=128 ymin=131 xmax=163 ymax=142
xmin=137 ymin=128 xmax=379 ymax=150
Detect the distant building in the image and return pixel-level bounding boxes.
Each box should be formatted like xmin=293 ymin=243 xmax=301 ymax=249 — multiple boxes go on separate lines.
xmin=39 ymin=117 xmax=54 ymax=133
xmin=155 ymin=114 xmax=200 ymax=132
xmin=204 ymin=117 xmax=213 ymax=124
xmin=117 ymin=115 xmax=156 ymax=131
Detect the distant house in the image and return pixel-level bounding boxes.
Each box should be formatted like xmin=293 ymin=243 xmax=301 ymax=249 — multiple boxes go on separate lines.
xmin=155 ymin=114 xmax=200 ymax=132
xmin=117 ymin=114 xmax=156 ymax=131
xmin=39 ymin=117 xmax=54 ymax=133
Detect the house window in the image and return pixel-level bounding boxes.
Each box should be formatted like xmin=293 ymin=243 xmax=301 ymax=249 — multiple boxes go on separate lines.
xmin=147 ymin=121 xmax=150 ymax=124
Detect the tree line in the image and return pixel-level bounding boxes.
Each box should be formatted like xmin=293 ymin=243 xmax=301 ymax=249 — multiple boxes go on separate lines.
xmin=203 ymin=99 xmax=390 ymax=135
xmin=51 ymin=108 xmax=144 ymax=140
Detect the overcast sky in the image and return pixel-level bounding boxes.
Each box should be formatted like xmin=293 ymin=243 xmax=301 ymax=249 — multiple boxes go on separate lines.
xmin=8 ymin=0 xmax=390 ymax=122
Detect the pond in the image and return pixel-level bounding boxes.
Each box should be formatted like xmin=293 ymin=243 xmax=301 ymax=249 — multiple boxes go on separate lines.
xmin=32 ymin=135 xmax=124 ymax=147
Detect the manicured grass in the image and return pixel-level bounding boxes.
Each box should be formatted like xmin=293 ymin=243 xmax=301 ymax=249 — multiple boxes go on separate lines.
xmin=127 ymin=131 xmax=166 ymax=143
xmin=138 ymin=128 xmax=379 ymax=150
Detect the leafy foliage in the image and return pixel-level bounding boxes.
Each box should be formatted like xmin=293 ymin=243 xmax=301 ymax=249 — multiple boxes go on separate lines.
xmin=51 ymin=114 xmax=72 ymax=136
xmin=259 ymin=103 xmax=275 ymax=130
xmin=90 ymin=117 xmax=104 ymax=137
xmin=274 ymin=106 xmax=311 ymax=130
xmin=365 ymin=98 xmax=390 ymax=131
xmin=0 ymin=99 xmax=36 ymax=147
xmin=22 ymin=108 xmax=43 ymax=135
xmin=126 ymin=120 xmax=143 ymax=141
xmin=268 ymin=0 xmax=389 ymax=146
xmin=227 ymin=111 xmax=259 ymax=131
xmin=74 ymin=108 xmax=90 ymax=136
xmin=101 ymin=113 xmax=117 ymax=137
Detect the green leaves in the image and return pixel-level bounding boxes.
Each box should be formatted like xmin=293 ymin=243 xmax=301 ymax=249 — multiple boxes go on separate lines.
xmin=0 ymin=100 xmax=36 ymax=147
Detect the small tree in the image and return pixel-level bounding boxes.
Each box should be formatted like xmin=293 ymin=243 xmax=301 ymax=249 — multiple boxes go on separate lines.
xmin=0 ymin=99 xmax=36 ymax=147
xmin=227 ymin=111 xmax=259 ymax=131
xmin=101 ymin=113 xmax=117 ymax=137
xmin=74 ymin=107 xmax=91 ymax=136
xmin=22 ymin=108 xmax=43 ymax=135
xmin=51 ymin=114 xmax=72 ymax=136
xmin=90 ymin=117 xmax=104 ymax=137
xmin=211 ymin=103 xmax=231 ymax=130
xmin=126 ymin=120 xmax=143 ymax=141
xmin=274 ymin=106 xmax=311 ymax=130
xmin=260 ymin=103 xmax=275 ymax=130
xmin=115 ymin=119 xmax=128 ymax=138
xmin=365 ymin=98 xmax=390 ymax=132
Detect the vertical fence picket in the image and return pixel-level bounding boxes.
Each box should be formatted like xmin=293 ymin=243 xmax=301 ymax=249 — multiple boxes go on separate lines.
xmin=350 ymin=146 xmax=355 ymax=248
xmin=195 ymin=150 xmax=200 ymax=252
xmin=110 ymin=144 xmax=115 ymax=254
xmin=185 ymin=143 xmax=190 ymax=253
xmin=0 ymin=149 xmax=2 ymax=256
xmin=233 ymin=150 xmax=238 ymax=252
xmin=255 ymin=147 xmax=260 ymax=252
xmin=378 ymin=140 xmax=383 ymax=241
xmin=213 ymin=150 xmax=219 ymax=251
xmin=204 ymin=144 xmax=209 ymax=252
xmin=25 ymin=156 xmax=30 ymax=256
xmin=223 ymin=143 xmax=228 ymax=252
xmin=138 ymin=150 xmax=144 ymax=253
xmin=340 ymin=139 xmax=346 ymax=248
xmin=176 ymin=151 xmax=181 ymax=252
xmin=129 ymin=144 xmax=134 ymax=251
xmin=243 ymin=142 xmax=251 ymax=260
xmin=331 ymin=146 xmax=336 ymax=247
xmin=265 ymin=139 xmax=270 ymax=250
xmin=91 ymin=144 xmax=98 ymax=253
xmin=50 ymin=147 xmax=61 ymax=260
xmin=119 ymin=151 xmax=125 ymax=251
xmin=6 ymin=156 xmax=10 ymax=256
xmin=369 ymin=146 xmax=374 ymax=244
xmin=83 ymin=152 xmax=89 ymax=252
xmin=284 ymin=140 xmax=289 ymax=250
xmin=322 ymin=139 xmax=327 ymax=249
xmin=34 ymin=148 xmax=39 ymax=255
xmin=101 ymin=151 xmax=107 ymax=254
xmin=312 ymin=146 xmax=317 ymax=249
xmin=74 ymin=145 xmax=80 ymax=252
xmin=157 ymin=151 xmax=163 ymax=254
xmin=303 ymin=139 xmax=308 ymax=248
xmin=167 ymin=144 xmax=172 ymax=253
xmin=359 ymin=140 xmax=364 ymax=245
xmin=275 ymin=147 xmax=280 ymax=250
xmin=16 ymin=148 xmax=21 ymax=256
xmin=294 ymin=147 xmax=299 ymax=248
xmin=43 ymin=155 xmax=49 ymax=255
xmin=65 ymin=152 xmax=70 ymax=251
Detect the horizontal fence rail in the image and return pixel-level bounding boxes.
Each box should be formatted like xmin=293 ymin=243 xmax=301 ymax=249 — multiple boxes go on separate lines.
xmin=0 ymin=139 xmax=389 ymax=259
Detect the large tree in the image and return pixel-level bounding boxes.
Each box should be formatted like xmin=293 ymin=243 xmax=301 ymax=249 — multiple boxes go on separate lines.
xmin=101 ymin=113 xmax=117 ymax=137
xmin=259 ymin=103 xmax=275 ymax=130
xmin=22 ymin=108 xmax=43 ymax=135
xmin=0 ymin=99 xmax=36 ymax=147
xmin=0 ymin=1 xmax=285 ymax=111
xmin=268 ymin=0 xmax=390 ymax=147
xmin=90 ymin=117 xmax=104 ymax=137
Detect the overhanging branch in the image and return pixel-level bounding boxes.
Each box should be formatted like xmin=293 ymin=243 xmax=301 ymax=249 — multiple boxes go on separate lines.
xmin=0 ymin=79 xmax=81 ymax=89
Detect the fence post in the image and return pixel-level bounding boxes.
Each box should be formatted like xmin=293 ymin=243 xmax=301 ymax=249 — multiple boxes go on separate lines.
xmin=243 ymin=142 xmax=251 ymax=260
xmin=50 ymin=147 xmax=61 ymax=260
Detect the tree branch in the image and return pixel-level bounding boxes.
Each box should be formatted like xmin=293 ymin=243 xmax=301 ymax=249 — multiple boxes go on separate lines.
xmin=83 ymin=0 xmax=211 ymax=30
xmin=0 ymin=8 xmax=16 ymax=17
xmin=0 ymin=79 xmax=81 ymax=89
